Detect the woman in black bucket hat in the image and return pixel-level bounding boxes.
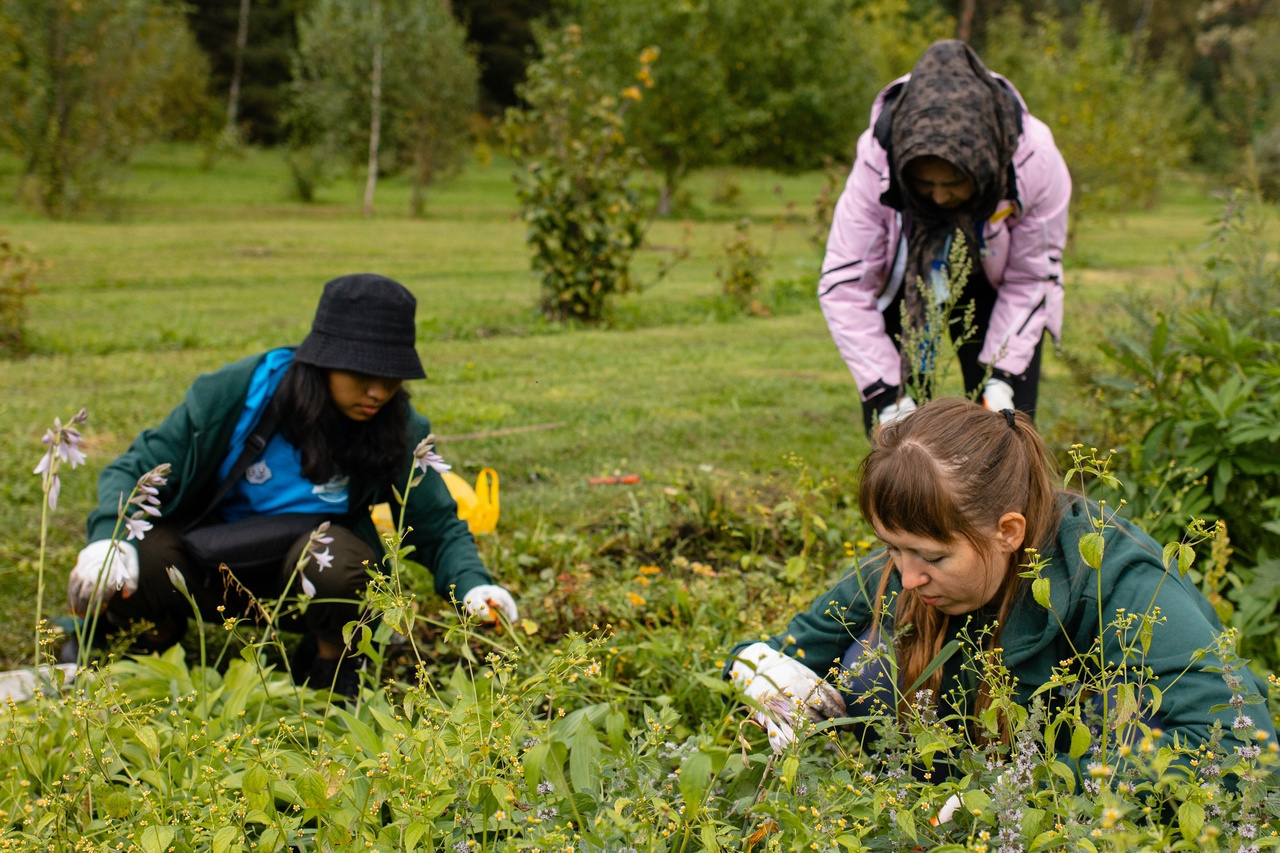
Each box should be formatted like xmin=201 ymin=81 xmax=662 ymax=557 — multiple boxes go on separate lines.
xmin=65 ymin=274 xmax=518 ymax=697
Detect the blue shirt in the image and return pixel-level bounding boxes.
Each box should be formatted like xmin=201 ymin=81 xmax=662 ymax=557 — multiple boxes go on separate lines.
xmin=215 ymin=348 xmax=350 ymax=522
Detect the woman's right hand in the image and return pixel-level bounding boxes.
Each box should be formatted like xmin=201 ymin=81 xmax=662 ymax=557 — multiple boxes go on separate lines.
xmin=729 ymin=642 xmax=846 ymax=750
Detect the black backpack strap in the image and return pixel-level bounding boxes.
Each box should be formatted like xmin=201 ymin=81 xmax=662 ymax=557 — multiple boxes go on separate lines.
xmin=184 ymin=398 xmax=282 ymax=532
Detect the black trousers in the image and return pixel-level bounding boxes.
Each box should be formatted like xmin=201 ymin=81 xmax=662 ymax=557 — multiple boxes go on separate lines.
xmin=861 ymin=273 xmax=1044 ymax=433
xmin=105 ymin=523 xmax=377 ymax=646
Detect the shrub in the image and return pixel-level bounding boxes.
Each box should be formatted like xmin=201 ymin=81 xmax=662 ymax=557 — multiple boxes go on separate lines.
xmin=0 ymin=235 xmax=42 ymax=357
xmin=715 ymin=220 xmax=770 ymax=316
xmin=1255 ymin=124 xmax=1280 ymax=202
xmin=501 ymin=25 xmax=653 ymax=324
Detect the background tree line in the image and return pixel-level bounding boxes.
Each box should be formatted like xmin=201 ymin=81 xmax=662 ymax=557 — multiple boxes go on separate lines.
xmin=0 ymin=0 xmax=1278 ymax=216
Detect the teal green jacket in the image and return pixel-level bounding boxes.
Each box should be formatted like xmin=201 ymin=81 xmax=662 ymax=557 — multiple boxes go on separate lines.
xmin=731 ymin=495 xmax=1275 ymax=755
xmin=86 ymin=351 xmax=494 ymax=602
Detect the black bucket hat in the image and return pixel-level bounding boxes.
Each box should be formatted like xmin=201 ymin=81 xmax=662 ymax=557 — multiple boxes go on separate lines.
xmin=294 ymin=273 xmax=426 ymax=380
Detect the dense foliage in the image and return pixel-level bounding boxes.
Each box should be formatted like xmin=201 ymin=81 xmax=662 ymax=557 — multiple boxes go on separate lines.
xmin=555 ymin=0 xmax=946 ymax=213
xmin=0 ymin=0 xmax=214 ymax=214
xmin=289 ymin=0 xmax=479 ymax=215
xmin=501 ymin=25 xmax=651 ymax=323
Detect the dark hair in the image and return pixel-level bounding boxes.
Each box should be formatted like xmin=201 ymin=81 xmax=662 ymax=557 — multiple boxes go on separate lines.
xmin=273 ymin=361 xmax=411 ymax=487
xmin=858 ymin=396 xmax=1061 ymax=719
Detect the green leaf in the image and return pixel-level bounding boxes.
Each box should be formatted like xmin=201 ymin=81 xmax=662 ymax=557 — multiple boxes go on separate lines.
xmin=103 ymin=791 xmax=132 ymax=819
xmin=1177 ymin=801 xmax=1204 ymax=842
xmin=243 ymin=763 xmax=272 ymax=812
xmin=212 ymin=825 xmax=241 ymax=853
xmin=1078 ymin=532 xmax=1105 ymax=570
xmin=905 ymin=638 xmax=960 ymax=696
xmin=894 ymin=806 xmax=918 ymax=842
xmin=1032 ymin=577 xmax=1051 ymax=609
xmin=524 ymin=741 xmax=550 ymax=797
xmin=135 ymin=725 xmax=159 ymax=761
xmin=569 ymin=721 xmax=601 ymax=793
xmin=679 ymin=750 xmax=712 ymax=810
xmin=781 ymin=755 xmax=799 ymax=791
xmin=1177 ymin=543 xmax=1196 ymax=576
xmin=1069 ymin=722 xmax=1091 ymax=759
xmin=296 ymin=768 xmax=328 ymax=809
xmin=140 ymin=826 xmax=175 ymax=853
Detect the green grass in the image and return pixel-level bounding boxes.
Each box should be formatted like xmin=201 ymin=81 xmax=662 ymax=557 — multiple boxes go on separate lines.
xmin=0 ymin=143 xmax=1260 ymax=668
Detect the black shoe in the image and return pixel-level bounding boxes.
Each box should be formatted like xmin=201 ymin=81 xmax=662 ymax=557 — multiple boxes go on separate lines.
xmin=305 ymin=653 xmax=366 ymax=699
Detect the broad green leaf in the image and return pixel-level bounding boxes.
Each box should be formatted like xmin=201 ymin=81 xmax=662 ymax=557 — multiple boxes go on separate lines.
xmin=1177 ymin=543 xmax=1196 ymax=576
xmin=1069 ymin=722 xmax=1091 ymax=759
xmin=103 ymin=791 xmax=131 ymax=819
xmin=523 ymin=741 xmax=550 ymax=797
xmin=212 ymin=826 xmax=241 ymax=853
xmin=569 ymin=722 xmax=601 ymax=793
xmin=1032 ymin=577 xmax=1051 ymax=609
xmin=1078 ymin=532 xmax=1105 ymax=570
xmin=894 ymin=807 xmax=918 ymax=842
xmin=1177 ymin=801 xmax=1204 ymax=842
xmin=243 ymin=764 xmax=272 ymax=812
xmin=140 ymin=826 xmax=175 ymax=853
xmin=135 ymin=725 xmax=159 ymax=761
xmin=296 ymin=768 xmax=328 ymax=809
xmin=680 ymin=750 xmax=712 ymax=810
xmin=781 ymin=756 xmax=799 ymax=791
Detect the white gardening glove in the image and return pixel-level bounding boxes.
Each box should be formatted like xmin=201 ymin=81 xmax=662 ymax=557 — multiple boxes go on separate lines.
xmin=730 ymin=642 xmax=846 ymax=751
xmin=67 ymin=540 xmax=139 ymax=617
xmin=462 ymin=584 xmax=519 ymax=623
xmin=878 ymin=395 xmax=917 ymax=429
xmin=934 ymin=792 xmax=964 ymax=826
xmin=981 ymin=378 xmax=1015 ymax=413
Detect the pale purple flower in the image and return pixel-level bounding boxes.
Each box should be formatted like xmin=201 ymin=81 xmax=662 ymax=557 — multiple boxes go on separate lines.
xmin=123 ymin=516 xmax=153 ymax=540
xmin=413 ymin=435 xmax=452 ymax=474
xmin=299 ymin=572 xmax=317 ymax=599
xmin=34 ymin=408 xmax=89 ymax=510
xmin=127 ymin=464 xmax=170 ymax=517
xmin=304 ymin=522 xmax=334 ymax=571
xmin=309 ymin=548 xmax=334 ymax=572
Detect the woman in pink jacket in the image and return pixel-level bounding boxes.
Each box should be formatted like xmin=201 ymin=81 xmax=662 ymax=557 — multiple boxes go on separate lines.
xmin=819 ymin=40 xmax=1071 ymax=434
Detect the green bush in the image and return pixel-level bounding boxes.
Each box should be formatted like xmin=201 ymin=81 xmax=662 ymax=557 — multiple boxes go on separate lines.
xmin=501 ymin=25 xmax=651 ymax=323
xmin=0 ymin=234 xmax=41 ymax=356
xmin=1255 ymin=124 xmax=1280 ymax=202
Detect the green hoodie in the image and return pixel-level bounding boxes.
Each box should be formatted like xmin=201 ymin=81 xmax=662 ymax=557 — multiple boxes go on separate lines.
xmin=86 ymin=350 xmax=494 ymax=603
xmin=729 ymin=495 xmax=1275 ymax=758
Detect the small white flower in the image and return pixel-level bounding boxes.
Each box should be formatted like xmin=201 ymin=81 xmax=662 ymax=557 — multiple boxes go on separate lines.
xmin=299 ymin=573 xmax=317 ymax=599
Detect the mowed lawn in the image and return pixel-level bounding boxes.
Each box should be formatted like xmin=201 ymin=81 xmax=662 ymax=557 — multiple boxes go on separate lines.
xmin=0 ymin=144 xmax=1232 ymax=667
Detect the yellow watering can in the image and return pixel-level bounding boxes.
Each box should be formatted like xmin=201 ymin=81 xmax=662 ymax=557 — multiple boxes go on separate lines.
xmin=372 ymin=468 xmax=500 ymax=537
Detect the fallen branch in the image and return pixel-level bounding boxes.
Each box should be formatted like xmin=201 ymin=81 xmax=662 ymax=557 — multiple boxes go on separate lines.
xmin=434 ymin=422 xmax=567 ymax=442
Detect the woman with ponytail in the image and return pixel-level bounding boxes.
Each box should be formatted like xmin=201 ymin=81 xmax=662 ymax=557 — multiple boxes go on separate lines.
xmin=727 ymin=397 xmax=1273 ymax=775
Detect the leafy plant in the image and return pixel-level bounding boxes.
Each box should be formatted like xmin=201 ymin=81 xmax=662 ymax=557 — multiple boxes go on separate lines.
xmin=0 ymin=234 xmax=41 ymax=356
xmin=501 ymin=24 xmax=655 ymax=324
xmin=715 ymin=219 xmax=770 ymax=316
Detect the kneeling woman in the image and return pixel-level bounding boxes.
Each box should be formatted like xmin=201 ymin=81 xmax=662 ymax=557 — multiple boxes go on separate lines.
xmin=728 ymin=397 xmax=1273 ymax=771
xmin=67 ymin=274 xmax=518 ymax=694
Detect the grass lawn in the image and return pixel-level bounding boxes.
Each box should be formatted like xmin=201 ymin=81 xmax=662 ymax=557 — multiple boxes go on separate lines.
xmin=0 ymin=144 xmax=1257 ymax=668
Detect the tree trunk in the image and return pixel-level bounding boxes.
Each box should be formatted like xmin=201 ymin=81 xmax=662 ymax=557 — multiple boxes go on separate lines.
xmin=957 ymin=0 xmax=975 ymax=42
xmin=225 ymin=0 xmax=251 ymax=136
xmin=363 ymin=26 xmax=383 ymax=218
